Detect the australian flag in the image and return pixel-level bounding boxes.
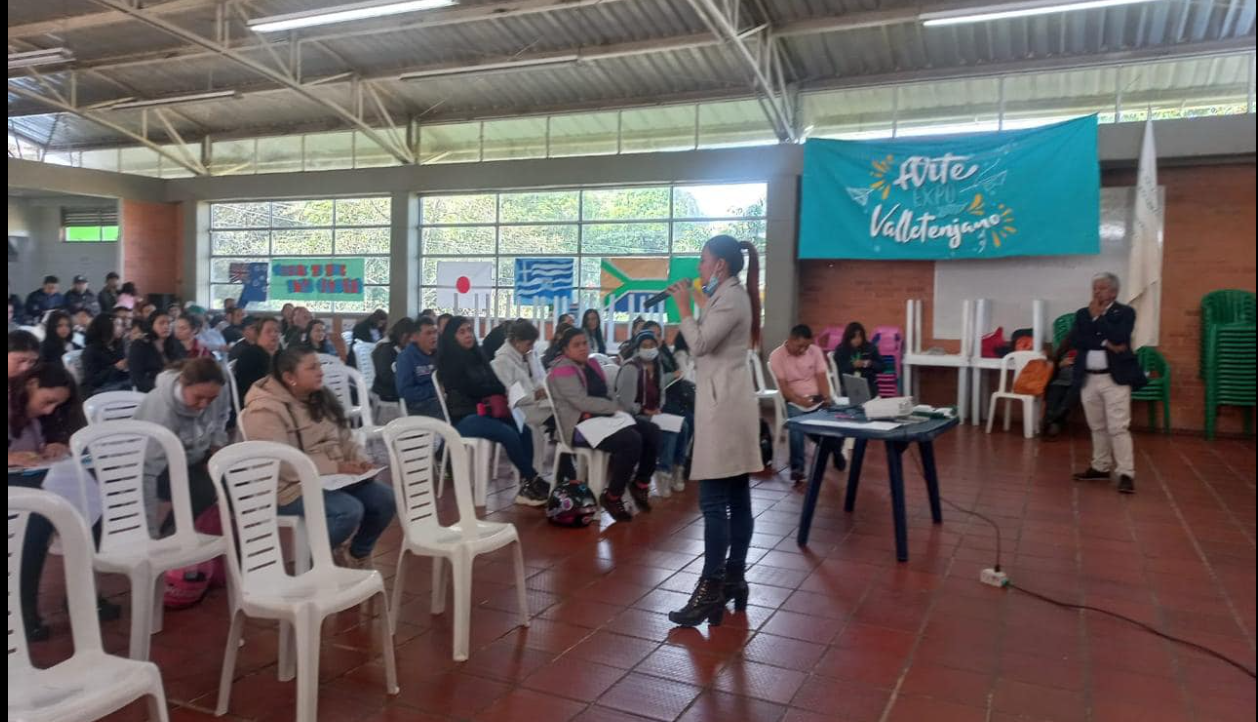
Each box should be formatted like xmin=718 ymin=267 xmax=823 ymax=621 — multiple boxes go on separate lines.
xmin=229 ymin=262 xmax=269 ymax=305
xmin=515 ymin=258 xmax=575 ymax=302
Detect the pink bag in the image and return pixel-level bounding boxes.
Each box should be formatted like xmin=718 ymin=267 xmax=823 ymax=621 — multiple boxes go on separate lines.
xmin=163 ymin=505 xmax=226 ymax=609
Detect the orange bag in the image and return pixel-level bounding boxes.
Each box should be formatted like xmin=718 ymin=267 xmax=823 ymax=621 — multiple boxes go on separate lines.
xmin=1013 ymin=359 xmax=1053 ymax=396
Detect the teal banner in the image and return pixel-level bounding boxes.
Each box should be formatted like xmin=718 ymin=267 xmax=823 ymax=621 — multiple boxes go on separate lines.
xmin=799 ymin=116 xmax=1100 ymax=260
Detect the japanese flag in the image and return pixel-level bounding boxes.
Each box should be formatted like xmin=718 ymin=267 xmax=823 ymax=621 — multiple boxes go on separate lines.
xmin=435 ymin=261 xmax=494 ymax=308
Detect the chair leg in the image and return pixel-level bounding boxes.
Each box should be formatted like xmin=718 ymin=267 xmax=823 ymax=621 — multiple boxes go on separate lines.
xmin=293 ymin=609 xmax=321 ymax=722
xmin=128 ymin=570 xmax=154 ymax=660
xmin=431 ymin=556 xmax=447 ymax=615
xmin=512 ymin=542 xmax=530 ymax=628
xmin=985 ymin=397 xmax=997 ymax=434
xmin=278 ymin=621 xmax=296 ymax=682
xmin=436 ymin=446 xmax=448 ymax=499
xmin=390 ymin=549 xmax=408 ymax=634
xmin=377 ymin=591 xmax=400 ymax=695
xmin=151 ymin=572 xmax=165 ymax=635
xmin=215 ymin=609 xmax=245 ymax=716
xmin=1022 ymin=399 xmax=1034 ymax=439
xmin=146 ymin=669 xmax=171 ymax=722
xmin=451 ymin=551 xmax=472 ymax=662
xmin=1003 ymin=398 xmax=1012 ymax=432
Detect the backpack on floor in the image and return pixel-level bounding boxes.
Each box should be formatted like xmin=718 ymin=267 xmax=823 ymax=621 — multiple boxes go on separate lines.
xmin=547 ymin=480 xmax=598 ymax=527
xmin=163 ymin=504 xmax=226 ymax=609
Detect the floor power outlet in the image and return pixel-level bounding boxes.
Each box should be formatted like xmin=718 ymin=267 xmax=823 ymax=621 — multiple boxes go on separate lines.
xmin=980 ymin=568 xmax=1010 ymax=588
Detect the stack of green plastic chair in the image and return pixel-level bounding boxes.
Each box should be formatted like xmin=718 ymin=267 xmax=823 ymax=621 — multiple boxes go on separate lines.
xmin=1131 ymin=346 xmax=1171 ymax=434
xmin=1052 ymin=313 xmax=1074 ymax=350
xmin=1201 ymin=290 xmax=1256 ymax=439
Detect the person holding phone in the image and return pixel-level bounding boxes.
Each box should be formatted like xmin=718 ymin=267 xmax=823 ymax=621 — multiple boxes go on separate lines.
xmin=769 ymin=324 xmax=835 ymax=483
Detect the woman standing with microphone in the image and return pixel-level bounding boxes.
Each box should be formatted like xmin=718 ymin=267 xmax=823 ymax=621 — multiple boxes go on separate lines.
xmin=665 ymin=235 xmax=763 ymax=627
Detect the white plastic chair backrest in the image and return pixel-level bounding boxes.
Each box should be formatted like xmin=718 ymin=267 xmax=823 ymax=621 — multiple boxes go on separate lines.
xmin=383 ymin=417 xmax=478 ymax=541
xmin=225 ymin=359 xmax=244 ymax=420
xmin=8 ymin=488 xmax=102 ymax=670
xmin=430 ymin=370 xmax=454 ymax=424
xmin=18 ymin=325 xmax=44 ymax=342
xmin=62 ymin=349 xmax=84 ymax=384
xmin=71 ymin=420 xmax=191 ymax=552
xmin=826 ymin=353 xmax=841 ymax=395
xmin=354 ymin=342 xmax=378 ymax=388
xmin=83 ymin=390 xmax=147 ymax=424
xmin=207 ymin=442 xmax=334 ymax=589
xmin=323 ymin=363 xmax=374 ymax=426
xmin=542 ymin=374 xmax=577 ymax=450
xmin=997 ymin=351 xmax=1045 ymax=394
xmin=589 ymin=353 xmax=611 ymax=366
xmin=318 ymin=353 xmax=343 ymax=368
xmin=747 ymin=350 xmax=768 ymax=392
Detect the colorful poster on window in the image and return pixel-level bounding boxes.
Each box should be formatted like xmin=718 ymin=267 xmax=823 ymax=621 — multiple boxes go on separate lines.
xmin=269 ymin=258 xmax=365 ymax=302
xmin=799 ymin=115 xmax=1100 ymax=259
xmin=515 ymin=258 xmax=575 ymax=302
xmin=229 ymin=262 xmax=269 ymax=304
xmin=599 ymin=257 xmax=700 ymax=322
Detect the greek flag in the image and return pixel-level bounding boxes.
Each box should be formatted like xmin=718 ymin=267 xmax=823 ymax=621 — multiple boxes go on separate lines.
xmin=515 ymin=258 xmax=574 ymax=302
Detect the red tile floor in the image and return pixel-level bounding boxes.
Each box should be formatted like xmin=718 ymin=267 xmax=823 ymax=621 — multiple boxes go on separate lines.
xmin=26 ymin=426 xmax=1257 ymax=722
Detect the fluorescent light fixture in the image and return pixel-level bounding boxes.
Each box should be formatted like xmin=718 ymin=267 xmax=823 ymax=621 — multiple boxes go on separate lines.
xmin=8 ymin=47 xmax=74 ymax=70
xmin=109 ymin=89 xmax=242 ymax=110
xmin=921 ymin=0 xmax=1155 ymax=26
xmin=399 ymin=54 xmax=579 ymax=81
xmin=249 ymin=0 xmax=456 ymax=33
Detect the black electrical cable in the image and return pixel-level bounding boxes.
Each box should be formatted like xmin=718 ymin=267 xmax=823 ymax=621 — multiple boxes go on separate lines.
xmin=907 ymin=447 xmax=1256 ymax=680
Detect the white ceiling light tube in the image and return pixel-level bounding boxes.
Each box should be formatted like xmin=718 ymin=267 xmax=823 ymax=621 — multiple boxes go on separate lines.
xmin=248 ymin=0 xmax=457 ymax=33
xmin=108 ymin=89 xmax=242 ymax=110
xmin=8 ymin=47 xmax=74 ymax=69
xmin=398 ymin=53 xmax=580 ymax=80
xmin=921 ymin=0 xmax=1156 ymax=26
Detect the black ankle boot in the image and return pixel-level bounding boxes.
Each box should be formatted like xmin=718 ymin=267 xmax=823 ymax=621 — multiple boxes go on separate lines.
xmin=723 ymin=568 xmax=749 ymax=611
xmin=668 ymin=576 xmax=726 ymax=627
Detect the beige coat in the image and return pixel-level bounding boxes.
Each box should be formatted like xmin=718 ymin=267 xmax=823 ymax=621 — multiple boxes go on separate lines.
xmin=679 ymin=277 xmax=763 ymax=480
xmin=240 ymin=376 xmax=368 ymax=505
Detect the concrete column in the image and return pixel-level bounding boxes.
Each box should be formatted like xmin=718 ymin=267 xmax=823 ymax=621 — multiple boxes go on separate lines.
xmin=761 ymin=174 xmax=799 ymax=355
xmin=389 ymin=190 xmax=419 ymax=321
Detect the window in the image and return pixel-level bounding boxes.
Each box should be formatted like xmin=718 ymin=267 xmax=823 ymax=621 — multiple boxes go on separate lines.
xmin=62 ymin=207 xmax=119 ymax=243
xmin=208 ymin=197 xmax=391 ymax=313
xmin=417 ymin=183 xmax=767 ymax=318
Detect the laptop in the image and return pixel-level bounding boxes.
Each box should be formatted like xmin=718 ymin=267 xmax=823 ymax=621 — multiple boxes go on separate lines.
xmin=841 ymin=374 xmax=873 ymax=407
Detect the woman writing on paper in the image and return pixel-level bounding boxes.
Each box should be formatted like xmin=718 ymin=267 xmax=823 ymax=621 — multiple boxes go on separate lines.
xmin=548 ymin=327 xmax=659 ymax=522
xmin=240 ymin=346 xmax=394 ymax=568
xmin=664 ymin=234 xmax=762 ymax=627
xmin=614 ymin=331 xmax=690 ymax=495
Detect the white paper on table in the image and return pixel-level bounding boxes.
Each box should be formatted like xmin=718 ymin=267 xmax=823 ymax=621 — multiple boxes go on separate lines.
xmin=38 ymin=458 xmax=102 ymax=525
xmin=576 ymin=411 xmax=636 ymax=448
xmin=788 ymin=401 xmax=823 ymax=413
xmin=320 ymin=467 xmax=387 ymax=491
xmin=650 ymin=413 xmax=685 ymax=433
xmin=508 ymin=382 xmax=528 ymax=409
xmin=797 ymin=419 xmax=902 ymax=432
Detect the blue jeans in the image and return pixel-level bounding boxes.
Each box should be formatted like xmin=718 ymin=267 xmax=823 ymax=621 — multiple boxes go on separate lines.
xmin=787 ymin=404 xmax=809 ymax=473
xmin=277 ymin=480 xmax=396 ymax=559
xmin=698 ymin=474 xmax=754 ymax=579
xmin=655 ymin=413 xmax=693 ymax=472
xmin=455 ymin=415 xmax=537 ymax=479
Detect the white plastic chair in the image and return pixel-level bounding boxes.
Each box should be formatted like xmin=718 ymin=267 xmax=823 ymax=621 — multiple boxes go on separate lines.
xmin=750 ymin=351 xmax=785 ymax=442
xmin=83 ymin=390 xmax=147 ymax=424
xmin=225 ymin=359 xmax=244 ymax=421
xmin=985 ymin=351 xmax=1045 ymax=439
xmin=207 ymin=442 xmax=398 ymax=721
xmin=62 ymin=349 xmax=84 ymax=385
xmin=317 ymin=352 xmax=344 ymax=368
xmin=543 ymin=375 xmax=611 ymax=497
xmin=431 ymin=370 xmax=515 ymax=506
xmin=8 ymin=488 xmax=171 ymax=722
xmin=322 ymin=362 xmax=375 ymax=429
xmin=825 ymin=353 xmax=848 ymax=406
xmin=70 ymin=421 xmax=229 ymax=661
xmin=383 ymin=417 xmax=529 ymax=660
xmin=18 ymin=324 xmax=45 ymax=342
xmin=357 ymin=340 xmax=404 ymax=422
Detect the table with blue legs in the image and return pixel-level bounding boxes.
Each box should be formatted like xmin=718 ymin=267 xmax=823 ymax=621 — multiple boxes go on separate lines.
xmin=788 ymin=411 xmax=961 ymax=562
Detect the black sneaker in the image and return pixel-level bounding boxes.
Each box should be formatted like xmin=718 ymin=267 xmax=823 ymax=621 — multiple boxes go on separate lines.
xmin=628 ymin=482 xmax=651 ymax=512
xmin=599 ymin=491 xmax=632 ymax=522
xmin=1117 ymin=475 xmax=1135 ymax=494
xmin=1072 ymin=467 xmax=1110 ymax=481
xmin=515 ymin=476 xmax=550 ymax=507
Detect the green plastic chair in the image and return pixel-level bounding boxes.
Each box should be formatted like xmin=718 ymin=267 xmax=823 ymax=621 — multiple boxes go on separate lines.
xmin=1131 ymin=346 xmax=1171 ymax=434
xmin=1200 ymin=290 xmax=1256 ymax=379
xmin=1052 ymin=313 xmax=1074 ymax=350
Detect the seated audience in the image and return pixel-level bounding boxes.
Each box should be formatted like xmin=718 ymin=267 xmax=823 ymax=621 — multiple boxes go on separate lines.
xmin=581 ymin=309 xmax=607 ymax=355
xmin=40 ymin=311 xmax=79 ymax=363
xmin=372 ymin=318 xmax=414 ymax=404
xmin=166 ymin=303 xmax=183 ymax=322
xmin=615 ymin=331 xmax=689 ymax=490
xmin=490 ymin=320 xmax=549 ymax=428
xmin=227 ymin=315 xmax=259 ymax=361
xmin=64 ymin=275 xmax=99 ymax=316
xmin=133 ymin=358 xmax=229 ymax=535
xmin=353 ymin=309 xmax=388 ymax=346
xmin=541 ymin=320 xmax=575 ymax=369
xmin=220 ymin=307 xmax=247 ymax=345
xmin=8 ymin=298 xmax=18 ymax=332
xmin=436 ymin=316 xmax=549 ymax=506
xmin=436 ymin=313 xmax=453 ymax=336
xmin=283 ymin=306 xmax=313 ymax=348
xmin=172 ymin=314 xmax=212 ymax=360
xmin=81 ymin=313 xmax=131 ymax=396
xmin=1041 ymin=332 xmax=1079 ymax=438
xmin=128 ymin=310 xmax=175 ymax=392
xmin=418 ymin=308 xmax=436 ymax=320
xmin=98 ymin=272 xmax=120 ymax=314
xmin=618 ymin=316 xmax=648 ymax=360
xmin=481 ymin=319 xmax=512 ymax=359
xmin=241 ymin=347 xmax=396 ymax=568
xmin=301 ymin=318 xmax=338 ymax=357
xmin=279 ymin=303 xmax=295 ymax=335
xmin=233 ymin=317 xmax=281 ymax=406
xmin=833 ymin=322 xmax=885 ymax=390
xmin=116 ymin=282 xmax=139 ymax=311
xmin=25 ymin=276 xmax=63 ymax=321
xmin=770 ymin=324 xmax=835 ymax=483
xmin=549 ymin=327 xmax=659 ymax=521
xmin=9 ymin=330 xmax=41 ymax=379
xmin=396 ymin=317 xmax=440 ymax=418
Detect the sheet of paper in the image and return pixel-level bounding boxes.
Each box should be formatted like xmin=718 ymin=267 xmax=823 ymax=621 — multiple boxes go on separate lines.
xmin=576 ymin=411 xmax=636 ymax=448
xmin=38 ymin=458 xmax=102 ymax=525
xmin=788 ymin=401 xmax=823 ymax=413
xmin=320 ymin=467 xmax=386 ymax=491
xmin=796 ymin=419 xmax=902 ymax=432
xmin=508 ymin=382 xmax=528 ymax=409
xmin=650 ymin=413 xmax=685 ymax=433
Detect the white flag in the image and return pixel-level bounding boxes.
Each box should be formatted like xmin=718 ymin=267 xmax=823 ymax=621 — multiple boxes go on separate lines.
xmin=434 ymin=261 xmax=494 ymax=309
xmin=1125 ymin=119 xmax=1162 ymax=349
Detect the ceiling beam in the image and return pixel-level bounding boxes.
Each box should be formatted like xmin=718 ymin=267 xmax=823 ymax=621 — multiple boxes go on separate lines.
xmin=7 ymin=0 xmax=219 ymax=40
xmin=86 ymin=0 xmax=415 ymax=165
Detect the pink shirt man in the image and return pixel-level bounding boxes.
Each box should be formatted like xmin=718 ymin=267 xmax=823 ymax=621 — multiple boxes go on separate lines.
xmin=768 ymin=342 xmax=828 ymax=400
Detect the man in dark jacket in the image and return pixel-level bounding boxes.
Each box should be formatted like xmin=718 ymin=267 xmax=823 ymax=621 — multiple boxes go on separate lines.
xmin=24 ymin=276 xmax=64 ymax=321
xmin=97 ymin=272 xmax=120 ymax=313
xmin=64 ymin=275 xmax=100 ymax=316
xmin=1067 ymin=272 xmax=1147 ymax=495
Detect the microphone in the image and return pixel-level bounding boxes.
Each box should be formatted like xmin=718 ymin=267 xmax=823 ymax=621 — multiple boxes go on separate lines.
xmin=643 ymin=279 xmax=695 ymax=308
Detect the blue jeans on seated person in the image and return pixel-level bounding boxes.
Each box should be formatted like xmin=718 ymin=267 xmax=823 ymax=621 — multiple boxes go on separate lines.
xmin=277 ymin=479 xmax=396 ymax=560
xmin=454 ymin=414 xmax=537 ymax=479
xmin=655 ymin=413 xmax=692 ymax=472
xmin=787 ymin=404 xmax=810 ymax=474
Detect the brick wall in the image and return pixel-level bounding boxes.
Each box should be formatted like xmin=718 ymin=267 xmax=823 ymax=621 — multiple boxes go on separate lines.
xmin=798 ymin=162 xmax=1257 ymax=434
xmin=120 ymin=199 xmax=181 ymax=297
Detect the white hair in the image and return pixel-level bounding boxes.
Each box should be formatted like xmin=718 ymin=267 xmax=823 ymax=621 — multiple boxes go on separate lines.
xmin=1092 ymin=272 xmax=1120 ymax=293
